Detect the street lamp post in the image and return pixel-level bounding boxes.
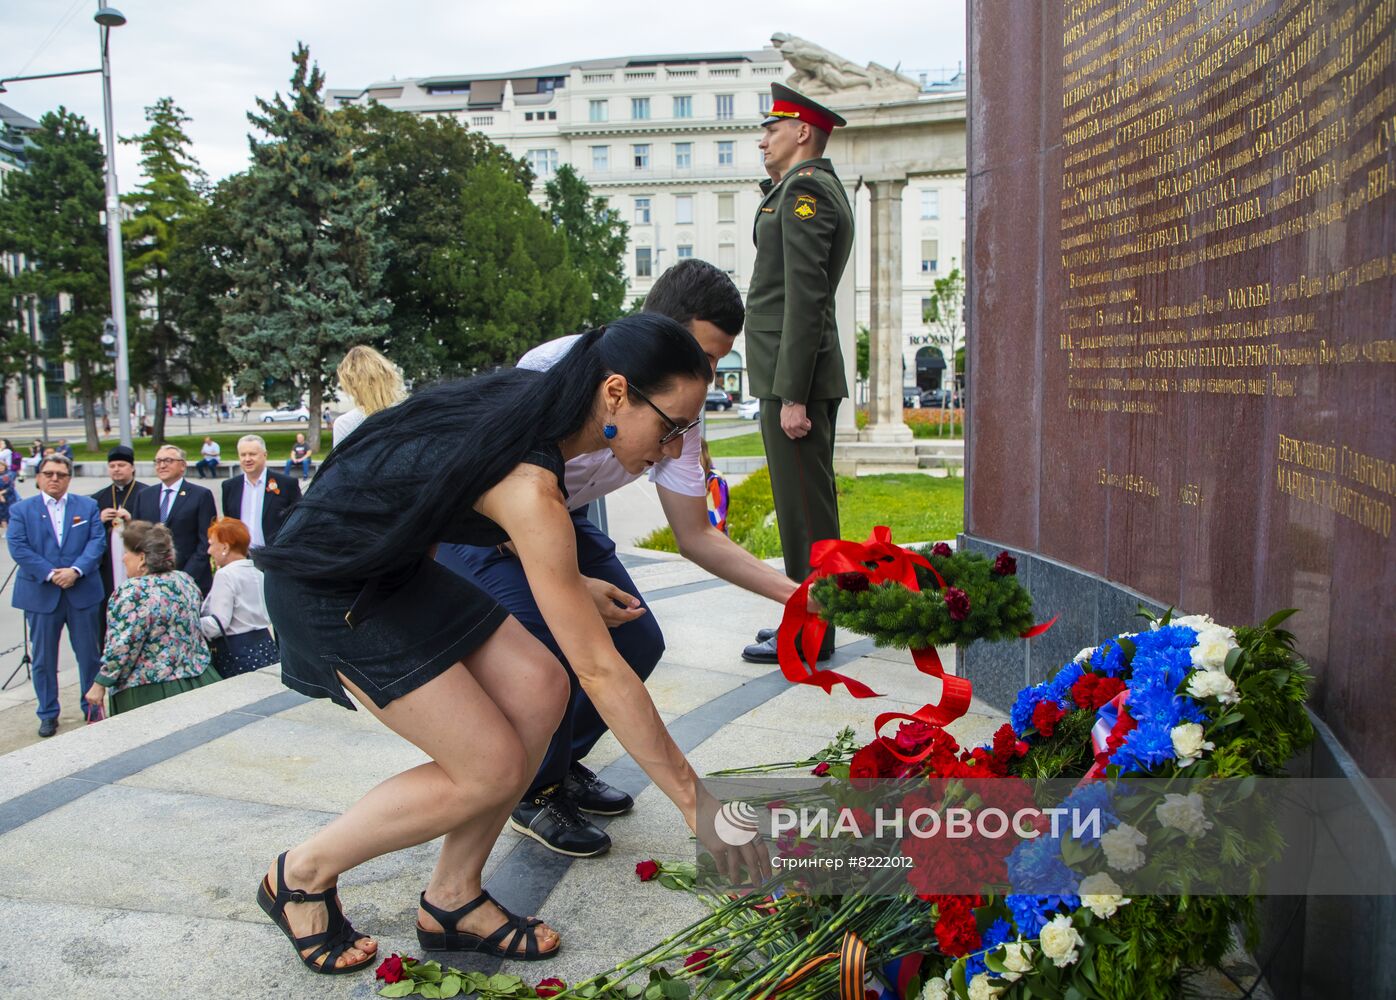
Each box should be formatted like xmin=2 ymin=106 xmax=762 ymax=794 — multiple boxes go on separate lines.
xmin=0 ymin=5 xmax=131 ymax=447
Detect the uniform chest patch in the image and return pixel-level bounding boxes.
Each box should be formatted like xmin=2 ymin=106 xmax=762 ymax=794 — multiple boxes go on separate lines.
xmin=793 ymin=194 xmax=817 ymax=220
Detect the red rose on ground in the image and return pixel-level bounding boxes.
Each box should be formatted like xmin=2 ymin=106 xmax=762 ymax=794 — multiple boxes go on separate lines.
xmin=1032 ymin=701 xmax=1065 ymax=738
xmin=992 ymin=551 xmax=1017 ymax=575
xmin=684 ymin=948 xmax=716 ymax=974
xmin=536 ymin=977 xmax=567 ymax=997
xmin=375 ymin=954 xmax=406 ymax=984
xmin=931 ymin=542 xmax=954 ymax=557
xmin=894 ymin=719 xmax=939 ymax=754
xmin=944 ymin=587 xmax=971 ymax=622
xmin=849 ymin=738 xmax=900 ymax=786
xmin=811 ymin=761 xmax=831 ymax=776
xmin=834 ymin=571 xmax=870 ymax=592
xmin=635 ymin=859 xmax=660 ymax=882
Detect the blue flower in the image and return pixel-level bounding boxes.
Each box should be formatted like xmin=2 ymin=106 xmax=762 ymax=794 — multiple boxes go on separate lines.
xmin=1089 ymin=640 xmax=1129 ymax=677
xmin=1060 ymin=782 xmax=1118 ymax=846
xmin=963 ymin=918 xmax=1016 ymax=979
xmin=1109 ymin=720 xmax=1177 ymax=773
xmin=1007 ymin=835 xmax=1079 ymax=895
xmin=1006 ymin=893 xmax=1081 ymax=936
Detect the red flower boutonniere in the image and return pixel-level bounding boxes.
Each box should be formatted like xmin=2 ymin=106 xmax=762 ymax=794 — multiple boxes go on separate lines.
xmin=267 ymin=480 xmax=281 ymax=495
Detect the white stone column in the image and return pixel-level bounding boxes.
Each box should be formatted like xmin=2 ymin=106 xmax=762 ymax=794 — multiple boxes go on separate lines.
xmin=835 ymin=178 xmax=860 ymax=436
xmin=861 ymin=176 xmax=912 ymax=442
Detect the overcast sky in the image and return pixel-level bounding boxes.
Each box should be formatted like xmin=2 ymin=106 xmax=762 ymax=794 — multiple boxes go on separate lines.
xmin=3 ymin=0 xmax=965 ymax=186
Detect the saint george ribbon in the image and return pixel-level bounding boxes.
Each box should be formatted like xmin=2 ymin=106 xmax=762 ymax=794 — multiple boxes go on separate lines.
xmin=777 ymin=527 xmax=1057 ymax=762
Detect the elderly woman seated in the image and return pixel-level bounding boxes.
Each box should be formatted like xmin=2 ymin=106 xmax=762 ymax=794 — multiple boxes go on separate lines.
xmin=200 ymin=516 xmax=278 ymax=676
xmin=85 ymin=520 xmax=220 ymax=717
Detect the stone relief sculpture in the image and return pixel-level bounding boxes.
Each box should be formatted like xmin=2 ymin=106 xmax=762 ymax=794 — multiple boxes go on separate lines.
xmin=771 ymin=32 xmax=921 ymax=99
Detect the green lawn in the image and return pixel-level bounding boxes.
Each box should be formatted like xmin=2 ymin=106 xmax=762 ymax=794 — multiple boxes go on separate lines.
xmin=708 ymin=431 xmax=765 ymax=458
xmin=638 ymin=467 xmax=963 ymax=556
xmin=67 ymin=430 xmax=326 ymax=463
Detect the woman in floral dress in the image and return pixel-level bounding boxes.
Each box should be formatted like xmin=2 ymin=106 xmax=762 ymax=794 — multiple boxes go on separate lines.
xmin=84 ymin=520 xmax=220 ymax=717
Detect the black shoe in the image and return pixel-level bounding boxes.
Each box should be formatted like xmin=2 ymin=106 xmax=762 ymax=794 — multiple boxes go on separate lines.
xmin=37 ymin=718 xmax=57 ymax=738
xmin=563 ymin=762 xmax=633 ymax=816
xmin=754 ymin=627 xmax=778 ymax=643
xmin=740 ymin=635 xmax=832 ymax=664
xmin=509 ymin=786 xmax=611 ymax=858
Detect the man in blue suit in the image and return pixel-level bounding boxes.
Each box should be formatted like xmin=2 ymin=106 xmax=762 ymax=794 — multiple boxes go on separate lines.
xmin=7 ymin=454 xmax=107 ymax=737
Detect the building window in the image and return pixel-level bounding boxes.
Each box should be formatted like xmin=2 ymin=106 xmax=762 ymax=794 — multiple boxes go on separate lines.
xmin=718 ymin=242 xmax=736 ymax=273
xmin=677 ymin=244 xmax=694 ymax=260
xmin=759 ymin=93 xmax=773 ymax=115
xmin=634 ymin=197 xmax=651 ymax=225
xmin=674 ymin=142 xmax=692 ymax=169
xmin=635 ymin=246 xmax=653 ymax=277
xmin=631 ymin=97 xmax=651 ymax=120
xmin=526 ymin=148 xmax=558 ymax=178
xmin=673 ymin=95 xmax=693 ymax=118
xmin=589 ymin=100 xmax=608 ymax=122
xmin=717 ymin=192 xmax=735 ymax=223
xmin=715 ymin=94 xmax=735 ymax=120
xmin=921 ymin=239 xmax=939 ymax=273
xmin=675 ymin=194 xmax=694 ymax=224
xmin=716 ymin=140 xmax=734 ymax=166
xmin=633 ymin=144 xmax=650 ymax=170
xmin=921 ymin=189 xmax=939 ymax=219
xmin=524 ymin=112 xmax=534 ymax=121
xmin=591 ymin=145 xmax=609 ymax=171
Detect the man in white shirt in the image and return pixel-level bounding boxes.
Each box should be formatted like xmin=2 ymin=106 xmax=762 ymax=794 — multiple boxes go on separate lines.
xmin=221 ymin=434 xmax=302 ymax=549
xmin=438 ymin=260 xmax=799 ymax=858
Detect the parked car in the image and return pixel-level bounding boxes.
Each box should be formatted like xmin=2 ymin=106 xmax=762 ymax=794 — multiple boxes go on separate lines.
xmin=737 ymin=397 xmax=760 ymax=420
xmin=903 ymin=387 xmax=921 ymax=408
xmin=920 ymin=387 xmax=963 ymax=408
xmin=261 ymin=405 xmax=310 ymax=423
xmin=705 ymin=389 xmax=733 ymax=411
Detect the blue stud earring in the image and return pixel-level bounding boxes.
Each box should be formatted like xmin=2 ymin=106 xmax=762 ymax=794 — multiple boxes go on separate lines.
xmin=603 ymin=423 xmax=618 ymax=439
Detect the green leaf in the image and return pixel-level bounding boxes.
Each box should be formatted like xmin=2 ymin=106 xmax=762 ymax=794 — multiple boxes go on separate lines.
xmin=1262 ymin=608 xmax=1299 ymax=629
xmin=439 ymin=975 xmax=461 ymax=999
xmin=660 ymin=980 xmax=691 ymax=999
xmin=379 ymin=983 xmax=416 ymax=998
xmin=487 ymin=974 xmax=524 ymax=992
xmin=419 ymin=983 xmax=441 ymax=999
xmin=1115 ymin=636 xmax=1136 ymax=663
xmin=1224 ymin=647 xmax=1245 ymax=675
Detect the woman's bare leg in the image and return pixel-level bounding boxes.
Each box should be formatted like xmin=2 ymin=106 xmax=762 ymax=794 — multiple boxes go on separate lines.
xmin=267 ymin=618 xmax=569 ymax=969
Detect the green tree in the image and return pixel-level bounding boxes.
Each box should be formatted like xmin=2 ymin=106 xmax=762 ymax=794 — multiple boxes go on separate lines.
xmin=122 ymin=97 xmax=208 ymax=445
xmin=544 ymin=164 xmax=628 ymax=327
xmin=344 ymin=103 xmax=588 ymax=379
xmin=221 ymin=44 xmax=388 ymax=450
xmin=924 ymin=264 xmax=966 ymax=435
xmin=167 ymin=177 xmax=240 ymax=406
xmin=855 ymin=324 xmax=870 ymax=381
xmin=0 ymin=108 xmax=111 ymax=450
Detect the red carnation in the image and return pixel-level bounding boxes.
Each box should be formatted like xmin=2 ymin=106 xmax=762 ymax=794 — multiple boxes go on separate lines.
xmin=635 ymin=859 xmax=660 ymax=882
xmin=1072 ymin=673 xmax=1127 ymax=711
xmin=931 ymin=894 xmax=983 ymax=957
xmin=931 ymin=542 xmax=954 ymax=557
xmin=536 ymin=978 xmax=567 ymax=997
xmin=944 ymin=587 xmax=971 ymax=622
xmin=1032 ymin=701 xmax=1065 ymax=738
xmin=992 ymin=551 xmax=1017 ymax=575
xmin=991 ymin=722 xmax=1029 ymax=763
xmin=684 ymin=948 xmax=717 ymax=974
xmin=811 ymin=761 xmax=831 ymax=776
xmin=375 ymin=954 xmax=406 ymax=984
xmin=834 ymin=571 xmax=870 ymax=592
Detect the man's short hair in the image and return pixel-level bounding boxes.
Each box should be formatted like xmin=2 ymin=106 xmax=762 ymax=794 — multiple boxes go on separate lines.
xmin=237 ymin=434 xmax=268 ymax=453
xmin=643 ymin=259 xmax=745 ymax=336
xmin=156 ymin=444 xmax=187 ymax=461
xmin=38 ymin=454 xmax=73 ymax=476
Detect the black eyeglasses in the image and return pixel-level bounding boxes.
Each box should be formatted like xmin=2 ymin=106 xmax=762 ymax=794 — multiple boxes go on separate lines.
xmin=628 ymin=385 xmax=701 ymax=446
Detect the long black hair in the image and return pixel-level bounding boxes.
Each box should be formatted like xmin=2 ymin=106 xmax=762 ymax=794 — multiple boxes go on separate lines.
xmin=255 ymin=313 xmax=709 ymax=581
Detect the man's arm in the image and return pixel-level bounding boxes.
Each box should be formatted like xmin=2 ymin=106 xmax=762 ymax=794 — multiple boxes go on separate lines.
xmin=73 ymin=503 xmax=107 ymax=578
xmin=658 ymin=485 xmax=797 ymax=604
xmin=6 ymin=509 xmax=56 ymax=583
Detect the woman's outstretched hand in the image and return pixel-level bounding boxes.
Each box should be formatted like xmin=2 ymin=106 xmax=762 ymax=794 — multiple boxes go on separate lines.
xmin=690 ymin=784 xmax=772 ymax=888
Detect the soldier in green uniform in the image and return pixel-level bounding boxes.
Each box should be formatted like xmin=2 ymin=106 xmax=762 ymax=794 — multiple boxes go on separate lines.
xmin=741 ymin=83 xmax=853 ymax=664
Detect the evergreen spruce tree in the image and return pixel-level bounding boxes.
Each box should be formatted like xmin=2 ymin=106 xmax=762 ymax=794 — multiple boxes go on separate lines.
xmin=122 ymin=97 xmax=208 ymax=445
xmin=544 ymin=164 xmax=628 ymax=328
xmin=0 ymin=108 xmax=111 ymax=450
xmin=222 ymin=44 xmax=388 ymax=449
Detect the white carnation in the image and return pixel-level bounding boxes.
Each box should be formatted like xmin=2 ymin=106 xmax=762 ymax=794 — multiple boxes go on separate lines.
xmin=1155 ymin=792 xmax=1213 ymax=839
xmin=966 ymin=972 xmax=1002 ymax=1000
xmin=1186 ymin=669 xmax=1240 ymax=704
xmin=1189 ymin=627 xmax=1238 ymax=670
xmin=1170 ymin=722 xmax=1215 ymax=766
xmin=1073 ymin=645 xmax=1097 ymax=664
xmin=1078 ymin=872 xmax=1131 ymax=918
xmin=920 ymin=978 xmax=951 ymax=1000
xmin=1100 ymin=823 xmax=1147 ymax=872
xmin=1037 ymin=913 xmax=1084 ymax=968
xmin=1171 ymin=613 xmax=1216 ymax=631
xmin=1000 ymin=939 xmax=1035 ymax=980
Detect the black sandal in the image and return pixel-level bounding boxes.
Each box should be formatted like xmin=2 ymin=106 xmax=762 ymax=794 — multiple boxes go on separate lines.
xmin=416 ymin=889 xmax=559 ymax=961
xmin=256 ymin=852 xmax=375 ymax=975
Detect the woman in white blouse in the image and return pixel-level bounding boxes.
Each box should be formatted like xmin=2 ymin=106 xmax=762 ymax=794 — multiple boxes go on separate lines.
xmin=332 ymin=344 xmax=407 ymax=448
xmin=200 ymin=517 xmax=276 ymax=675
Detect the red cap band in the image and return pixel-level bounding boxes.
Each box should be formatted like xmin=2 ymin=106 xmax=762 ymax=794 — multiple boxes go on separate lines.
xmin=768 ymin=98 xmax=839 ymax=134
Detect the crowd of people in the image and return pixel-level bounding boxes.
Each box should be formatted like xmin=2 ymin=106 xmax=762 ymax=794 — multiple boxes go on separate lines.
xmin=4 ymin=81 xmax=856 ymax=983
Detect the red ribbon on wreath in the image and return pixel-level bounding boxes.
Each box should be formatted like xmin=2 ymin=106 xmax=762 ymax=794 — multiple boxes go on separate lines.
xmin=776 ymin=528 xmax=1058 ymax=748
